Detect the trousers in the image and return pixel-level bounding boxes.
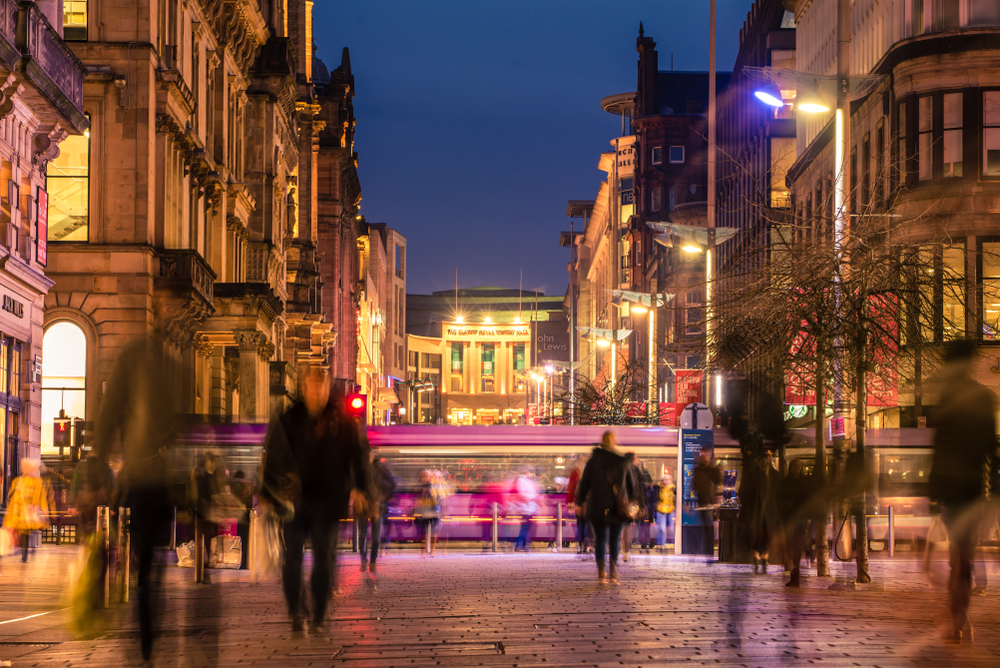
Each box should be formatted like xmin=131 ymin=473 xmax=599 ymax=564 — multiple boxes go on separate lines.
xmin=282 ymin=508 xmax=339 ymax=624
xmin=355 ymin=513 xmax=384 ymax=564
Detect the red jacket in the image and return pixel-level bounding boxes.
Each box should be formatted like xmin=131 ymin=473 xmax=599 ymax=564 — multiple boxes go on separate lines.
xmin=566 ymin=467 xmax=582 ymax=504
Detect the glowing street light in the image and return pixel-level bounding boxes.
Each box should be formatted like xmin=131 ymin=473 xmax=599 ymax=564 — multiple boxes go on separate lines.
xmin=753 ymin=82 xmax=784 ymax=108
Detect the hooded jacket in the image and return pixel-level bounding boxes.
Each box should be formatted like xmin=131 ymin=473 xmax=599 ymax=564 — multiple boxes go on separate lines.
xmin=575 ymin=446 xmax=642 ymax=525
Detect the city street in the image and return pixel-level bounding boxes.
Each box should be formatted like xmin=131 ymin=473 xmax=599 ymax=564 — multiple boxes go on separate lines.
xmin=1 ymin=546 xmax=998 ymax=667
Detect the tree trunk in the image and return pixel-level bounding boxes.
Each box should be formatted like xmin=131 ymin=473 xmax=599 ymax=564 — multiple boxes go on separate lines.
xmin=814 ymin=363 xmax=829 ymax=577
xmin=854 ymin=358 xmax=871 ymax=583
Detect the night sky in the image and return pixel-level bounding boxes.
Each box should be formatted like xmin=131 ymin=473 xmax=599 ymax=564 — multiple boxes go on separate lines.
xmin=312 ymin=1 xmax=750 ymax=297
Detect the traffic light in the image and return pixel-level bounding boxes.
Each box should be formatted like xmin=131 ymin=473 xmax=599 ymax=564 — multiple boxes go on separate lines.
xmin=74 ymin=420 xmax=94 ymax=457
xmin=346 ymin=393 xmax=367 ymax=419
xmin=54 ymin=418 xmax=70 ymax=458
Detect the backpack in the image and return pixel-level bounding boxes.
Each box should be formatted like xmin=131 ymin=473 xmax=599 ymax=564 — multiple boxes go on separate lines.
xmin=657 ymin=483 xmax=674 ymax=514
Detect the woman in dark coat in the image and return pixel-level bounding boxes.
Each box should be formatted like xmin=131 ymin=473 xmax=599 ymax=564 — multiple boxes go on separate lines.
xmin=575 ymin=431 xmax=643 ymax=584
xmin=738 ymin=451 xmax=779 ymax=573
xmin=777 ymin=459 xmax=813 ymax=587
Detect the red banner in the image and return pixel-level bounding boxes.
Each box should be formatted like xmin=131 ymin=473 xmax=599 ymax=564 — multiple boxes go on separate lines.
xmin=785 ymin=321 xmax=817 ymax=405
xmin=866 ymin=293 xmax=898 ymax=408
xmin=674 ymin=369 xmax=703 ymax=422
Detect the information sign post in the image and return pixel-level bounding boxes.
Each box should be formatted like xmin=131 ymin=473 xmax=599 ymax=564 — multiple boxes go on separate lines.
xmin=676 ymin=402 xmax=714 ymax=555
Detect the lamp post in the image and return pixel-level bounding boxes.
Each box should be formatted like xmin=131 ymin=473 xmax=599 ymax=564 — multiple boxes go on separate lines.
xmin=610 ymin=287 xmax=673 ymax=424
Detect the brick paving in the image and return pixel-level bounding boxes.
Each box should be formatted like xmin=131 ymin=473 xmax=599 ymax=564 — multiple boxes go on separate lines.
xmin=1 ymin=544 xmax=999 ymax=667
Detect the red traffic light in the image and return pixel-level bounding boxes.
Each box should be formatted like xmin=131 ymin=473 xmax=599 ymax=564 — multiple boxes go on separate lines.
xmin=346 ymin=393 xmax=367 ymax=417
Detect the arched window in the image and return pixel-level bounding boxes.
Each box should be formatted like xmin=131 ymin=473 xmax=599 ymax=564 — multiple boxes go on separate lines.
xmin=41 ymin=322 xmax=86 ymax=451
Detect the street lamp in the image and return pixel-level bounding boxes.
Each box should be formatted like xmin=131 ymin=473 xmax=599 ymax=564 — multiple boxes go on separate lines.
xmin=577 ymin=326 xmax=632 ymax=393
xmin=611 ymin=289 xmax=674 ymax=425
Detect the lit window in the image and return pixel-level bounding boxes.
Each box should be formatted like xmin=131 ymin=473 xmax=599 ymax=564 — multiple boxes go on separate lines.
xmin=63 ymin=0 xmax=87 ymax=41
xmin=983 ymin=242 xmax=1000 ymax=340
xmin=41 ymin=323 xmax=87 ymax=452
xmin=47 ymin=124 xmax=90 ymax=241
xmin=669 ymin=146 xmax=685 ymax=163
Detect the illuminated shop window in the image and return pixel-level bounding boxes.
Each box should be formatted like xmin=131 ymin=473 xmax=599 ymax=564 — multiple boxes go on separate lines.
xmin=982 ymin=242 xmax=1000 ymax=340
xmin=47 ymin=125 xmax=90 ymax=241
xmin=63 ymin=0 xmax=87 ymax=41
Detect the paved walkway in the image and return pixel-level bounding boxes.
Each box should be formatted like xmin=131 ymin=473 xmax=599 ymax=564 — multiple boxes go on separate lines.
xmin=1 ymin=545 xmax=999 ymax=667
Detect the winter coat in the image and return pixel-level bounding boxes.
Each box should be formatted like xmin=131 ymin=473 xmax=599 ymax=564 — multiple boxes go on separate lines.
xmin=575 ymin=447 xmax=643 ymax=526
xmin=3 ymin=474 xmax=54 ymax=532
xmin=692 ymin=461 xmax=722 ymax=507
xmin=566 ymin=466 xmax=583 ymax=505
xmin=739 ymin=463 xmax=779 ymax=546
xmin=263 ymin=400 xmax=372 ymax=519
xmin=929 ymin=374 xmax=997 ymax=508
xmin=777 ymin=471 xmax=813 ymax=527
xmin=371 ymin=460 xmax=397 ymax=513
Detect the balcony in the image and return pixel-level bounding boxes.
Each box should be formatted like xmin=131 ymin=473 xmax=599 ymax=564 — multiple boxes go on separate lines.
xmin=0 ymin=1 xmax=87 ymax=133
xmin=155 ymin=249 xmax=216 ymax=307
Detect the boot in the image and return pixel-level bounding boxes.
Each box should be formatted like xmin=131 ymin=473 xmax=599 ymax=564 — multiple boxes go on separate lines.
xmin=753 ymin=555 xmax=759 ymax=574
xmin=609 ymin=562 xmax=620 ymax=584
xmin=785 ymin=566 xmax=800 ymax=588
xmin=761 ymin=556 xmax=768 ymax=574
xmin=597 ymin=562 xmax=607 ymax=584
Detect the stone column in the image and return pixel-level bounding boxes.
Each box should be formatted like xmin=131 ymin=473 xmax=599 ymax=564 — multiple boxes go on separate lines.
xmin=236 ymin=331 xmax=263 ymax=421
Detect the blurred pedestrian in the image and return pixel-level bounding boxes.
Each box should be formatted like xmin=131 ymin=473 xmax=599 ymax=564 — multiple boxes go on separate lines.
xmin=566 ymin=455 xmax=589 ymax=553
xmin=2 ymin=459 xmax=54 ymax=562
xmin=575 ymin=431 xmax=642 ymax=584
xmin=414 ymin=469 xmax=444 ymax=556
xmin=232 ymin=471 xmax=253 ymax=570
xmin=639 ymin=462 xmax=654 ymax=550
xmin=653 ymin=472 xmax=675 ymax=553
xmin=928 ymin=340 xmax=996 ymax=644
xmin=692 ymin=450 xmax=722 ymax=556
xmin=619 ymin=453 xmax=645 ymax=562
xmin=187 ymin=453 xmax=222 ymax=584
xmin=739 ymin=450 xmax=779 ymax=573
xmin=262 ymin=368 xmax=373 ymax=635
xmin=357 ymin=450 xmax=395 ymax=572
xmin=511 ymin=469 xmax=539 ymax=552
xmin=778 ymin=459 xmax=812 ymax=587
xmin=70 ymin=454 xmax=114 ymax=538
xmin=93 ymin=329 xmax=178 ymax=662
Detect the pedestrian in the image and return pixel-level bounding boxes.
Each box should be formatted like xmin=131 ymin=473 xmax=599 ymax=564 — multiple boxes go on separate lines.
xmin=566 ymin=455 xmax=589 ymax=553
xmin=575 ymin=431 xmax=643 ymax=584
xmin=692 ymin=449 xmax=722 ymax=556
xmin=2 ymin=459 xmax=54 ymax=562
xmin=619 ymin=453 xmax=645 ymax=562
xmin=414 ymin=469 xmax=443 ymax=556
xmin=653 ymin=472 xmax=675 ymax=553
xmin=262 ymin=367 xmax=373 ymax=635
xmin=738 ymin=450 xmax=779 ymax=573
xmin=511 ymin=469 xmax=539 ymax=552
xmin=70 ymin=454 xmax=114 ymax=538
xmin=357 ymin=450 xmax=396 ymax=572
xmin=187 ymin=453 xmax=222 ymax=584
xmin=93 ymin=329 xmax=178 ymax=662
xmin=232 ymin=471 xmax=253 ymax=570
xmin=639 ymin=462 xmax=654 ymax=550
xmin=777 ymin=459 xmax=812 ymax=587
xmin=928 ymin=339 xmax=996 ymax=644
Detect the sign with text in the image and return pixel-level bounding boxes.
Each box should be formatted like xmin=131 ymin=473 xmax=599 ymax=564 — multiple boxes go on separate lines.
xmin=35 ymin=187 xmax=47 ymax=266
xmin=679 ymin=428 xmax=714 ymax=526
xmin=532 ymin=320 xmax=570 ymax=365
xmin=614 ymin=135 xmax=636 ymax=178
xmin=673 ymin=369 xmax=703 ymax=422
xmin=444 ymin=324 xmax=530 ymax=341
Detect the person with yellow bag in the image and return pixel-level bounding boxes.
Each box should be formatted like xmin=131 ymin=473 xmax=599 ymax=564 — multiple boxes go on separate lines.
xmin=2 ymin=459 xmax=54 ymax=562
xmin=653 ymin=472 xmax=675 ymax=553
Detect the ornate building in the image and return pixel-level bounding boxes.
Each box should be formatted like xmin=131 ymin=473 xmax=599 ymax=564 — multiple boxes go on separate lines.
xmin=40 ymin=0 xmax=348 ymax=446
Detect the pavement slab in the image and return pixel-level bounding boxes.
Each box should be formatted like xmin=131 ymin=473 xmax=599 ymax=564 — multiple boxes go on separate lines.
xmin=0 ymin=546 xmax=998 ymax=667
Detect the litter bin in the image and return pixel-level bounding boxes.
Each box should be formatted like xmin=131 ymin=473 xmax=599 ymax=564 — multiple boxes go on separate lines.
xmin=718 ymin=506 xmax=750 ymax=563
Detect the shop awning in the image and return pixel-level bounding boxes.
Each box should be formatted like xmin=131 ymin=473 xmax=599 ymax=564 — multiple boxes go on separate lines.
xmin=377 ymin=388 xmax=399 ymax=404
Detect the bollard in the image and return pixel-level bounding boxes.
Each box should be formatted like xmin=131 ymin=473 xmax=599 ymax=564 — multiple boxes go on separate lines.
xmin=194 ymin=523 xmax=204 ymax=584
xmin=170 ymin=507 xmax=177 ymax=551
xmin=491 ymin=502 xmax=498 ymax=552
xmin=248 ymin=509 xmax=258 ymax=571
xmin=96 ymin=506 xmax=111 ymax=608
xmin=888 ymin=505 xmax=895 ymax=558
xmin=556 ymin=503 xmax=563 ymax=552
xmin=117 ymin=508 xmax=130 ymax=603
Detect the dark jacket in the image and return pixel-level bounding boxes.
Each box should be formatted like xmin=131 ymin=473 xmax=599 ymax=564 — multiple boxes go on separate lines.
xmin=188 ymin=467 xmax=222 ymax=521
xmin=263 ymin=400 xmax=372 ymax=519
xmin=929 ymin=374 xmax=997 ymax=507
xmin=777 ymin=471 xmax=813 ymax=527
xmin=575 ymin=447 xmax=642 ymax=525
xmin=372 ymin=459 xmax=397 ymax=513
xmin=692 ymin=460 xmax=722 ymax=507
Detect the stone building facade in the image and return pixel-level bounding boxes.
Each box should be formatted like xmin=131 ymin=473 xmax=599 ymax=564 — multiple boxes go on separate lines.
xmin=0 ymin=1 xmax=87 ymax=492
xmin=40 ymin=0 xmax=348 ymax=447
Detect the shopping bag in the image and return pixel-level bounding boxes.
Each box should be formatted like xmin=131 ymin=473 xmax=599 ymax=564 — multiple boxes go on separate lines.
xmin=0 ymin=528 xmax=17 ymax=557
xmin=208 ymin=534 xmax=241 ymax=569
xmin=65 ymin=534 xmax=106 ymax=634
xmin=176 ymin=540 xmax=196 ymax=568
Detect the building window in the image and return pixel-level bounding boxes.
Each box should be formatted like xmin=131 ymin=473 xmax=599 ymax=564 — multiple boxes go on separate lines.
xmin=480 ymin=343 xmax=494 ymax=392
xmin=63 ymin=0 xmax=87 ymax=41
xmin=395 ymin=244 xmax=403 ymax=279
xmin=408 ymin=351 xmax=418 ymax=368
xmin=47 ymin=124 xmax=90 ymax=241
xmin=983 ymin=242 xmax=1000 ymax=340
xmin=910 ymin=0 xmax=925 ymax=35
xmin=651 ymin=187 xmax=661 ymax=212
xmin=513 ymin=343 xmax=525 ymax=372
xmin=970 ymin=0 xmax=1000 ymax=25
xmin=450 ymin=342 xmax=462 ymax=372
xmin=918 ymin=96 xmax=933 ymax=181
xmin=876 ymin=122 xmax=885 ymax=206
xmin=668 ymin=187 xmax=676 ymax=211
xmin=651 ymin=146 xmax=663 ymax=165
xmin=898 ymin=101 xmax=909 ymax=184
xmin=669 ymin=146 xmax=685 ymax=163
xmin=41 ymin=323 xmax=85 ymax=453
xmin=932 ymin=0 xmax=960 ymax=30
xmin=944 ymin=92 xmax=962 ymax=177
xmin=984 ymin=91 xmax=1000 ymax=176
